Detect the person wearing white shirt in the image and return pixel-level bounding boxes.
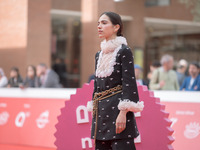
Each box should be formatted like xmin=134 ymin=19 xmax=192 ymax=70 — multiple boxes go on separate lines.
xmin=0 ymin=68 xmax=8 ymax=87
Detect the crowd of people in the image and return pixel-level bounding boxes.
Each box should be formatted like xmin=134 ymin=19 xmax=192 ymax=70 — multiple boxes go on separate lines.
xmin=1 ymin=54 xmax=200 ymax=91
xmin=135 ymin=54 xmax=200 ymax=91
xmin=0 ymin=63 xmax=61 ymax=88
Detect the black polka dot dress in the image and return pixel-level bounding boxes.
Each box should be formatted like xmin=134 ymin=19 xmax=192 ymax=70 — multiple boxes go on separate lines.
xmin=91 ymin=44 xmax=140 ymax=141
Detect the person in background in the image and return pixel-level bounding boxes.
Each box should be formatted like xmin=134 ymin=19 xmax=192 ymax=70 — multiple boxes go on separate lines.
xmin=23 ymin=65 xmax=38 ymax=88
xmin=176 ymin=59 xmax=188 ymax=87
xmin=88 ymin=73 xmax=95 ymax=83
xmin=134 ymin=64 xmax=147 ymax=86
xmin=52 ymin=57 xmax=68 ymax=87
xmin=7 ymin=67 xmax=23 ymax=88
xmin=145 ymin=61 xmax=161 ymax=88
xmin=36 ymin=63 xmax=60 ymax=88
xmin=0 ymin=68 xmax=8 ymax=87
xmin=149 ymin=54 xmax=179 ymax=90
xmin=180 ymin=62 xmax=200 ymax=91
xmin=147 ymin=61 xmax=161 ymax=81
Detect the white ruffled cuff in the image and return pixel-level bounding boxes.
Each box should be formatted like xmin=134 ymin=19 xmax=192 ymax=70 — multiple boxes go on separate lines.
xmin=87 ymin=101 xmax=93 ymax=112
xmin=118 ymin=99 xmax=144 ymax=112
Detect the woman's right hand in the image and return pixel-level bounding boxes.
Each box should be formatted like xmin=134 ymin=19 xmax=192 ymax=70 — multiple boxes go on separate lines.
xmin=116 ymin=110 xmax=127 ymax=134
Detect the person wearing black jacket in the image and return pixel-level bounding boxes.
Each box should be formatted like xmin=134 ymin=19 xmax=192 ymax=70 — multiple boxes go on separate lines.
xmin=87 ymin=12 xmax=144 ymax=150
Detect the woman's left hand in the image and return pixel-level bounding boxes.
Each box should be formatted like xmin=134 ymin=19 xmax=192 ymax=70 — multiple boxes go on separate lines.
xmin=116 ymin=110 xmax=128 ymax=134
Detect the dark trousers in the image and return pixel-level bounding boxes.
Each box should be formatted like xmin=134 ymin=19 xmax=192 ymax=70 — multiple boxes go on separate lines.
xmin=95 ymin=139 xmax=136 ymax=150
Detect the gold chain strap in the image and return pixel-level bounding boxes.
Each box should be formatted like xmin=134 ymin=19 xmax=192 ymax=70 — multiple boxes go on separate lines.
xmin=92 ymin=85 xmax=122 ymax=144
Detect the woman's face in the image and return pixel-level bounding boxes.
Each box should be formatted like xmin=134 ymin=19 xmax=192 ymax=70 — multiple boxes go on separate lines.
xmin=10 ymin=70 xmax=17 ymax=78
xmin=97 ymin=14 xmax=119 ymax=40
xmin=27 ymin=66 xmax=35 ymax=78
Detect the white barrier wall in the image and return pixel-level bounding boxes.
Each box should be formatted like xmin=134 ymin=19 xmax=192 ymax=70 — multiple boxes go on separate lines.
xmin=0 ymin=88 xmax=199 ymax=102
xmin=0 ymin=88 xmax=200 ymax=150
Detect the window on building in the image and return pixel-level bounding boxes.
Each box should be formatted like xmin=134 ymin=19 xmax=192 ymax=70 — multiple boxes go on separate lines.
xmin=145 ymin=0 xmax=171 ymax=7
xmin=51 ymin=14 xmax=81 ymax=88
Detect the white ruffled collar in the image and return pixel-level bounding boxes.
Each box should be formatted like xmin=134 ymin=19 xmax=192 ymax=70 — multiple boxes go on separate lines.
xmin=96 ymin=36 xmax=128 ymax=78
xmin=101 ymin=36 xmax=127 ymax=54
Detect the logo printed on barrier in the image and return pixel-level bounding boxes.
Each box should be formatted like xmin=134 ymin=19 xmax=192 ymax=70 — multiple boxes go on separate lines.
xmin=0 ymin=111 xmax=9 ymax=125
xmin=184 ymin=122 xmax=200 ymax=139
xmin=81 ymin=137 xmax=93 ymax=148
xmin=36 ymin=110 xmax=49 ymax=129
xmin=54 ymin=81 xmax=174 ymax=150
xmin=170 ymin=118 xmax=178 ymax=127
xmin=176 ymin=110 xmax=195 ymax=116
xmin=76 ymin=105 xmax=89 ymax=124
xmin=0 ymin=103 xmax=7 ymax=108
xmin=15 ymin=112 xmax=30 ymax=127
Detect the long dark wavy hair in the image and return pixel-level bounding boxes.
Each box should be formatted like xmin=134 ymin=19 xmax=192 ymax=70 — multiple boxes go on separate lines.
xmin=100 ymin=12 xmax=123 ymax=36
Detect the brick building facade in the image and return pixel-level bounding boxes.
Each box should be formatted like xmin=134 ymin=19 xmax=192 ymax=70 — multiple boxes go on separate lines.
xmin=0 ymin=0 xmax=199 ymax=87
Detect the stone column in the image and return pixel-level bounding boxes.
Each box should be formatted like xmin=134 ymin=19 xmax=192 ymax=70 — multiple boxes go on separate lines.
xmin=0 ymin=0 xmax=51 ymax=78
xmin=0 ymin=0 xmax=28 ymax=77
xmin=115 ymin=0 xmax=146 ymax=74
xmin=80 ymin=0 xmax=115 ymax=85
xmin=26 ymin=0 xmax=51 ymax=68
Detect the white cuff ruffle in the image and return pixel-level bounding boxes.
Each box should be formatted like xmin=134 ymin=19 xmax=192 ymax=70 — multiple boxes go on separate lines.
xmin=118 ymin=99 xmax=144 ymax=112
xmin=87 ymin=101 xmax=93 ymax=112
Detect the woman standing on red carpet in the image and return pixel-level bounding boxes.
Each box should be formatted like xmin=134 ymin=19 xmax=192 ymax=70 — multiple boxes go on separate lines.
xmin=87 ymin=12 xmax=144 ymax=150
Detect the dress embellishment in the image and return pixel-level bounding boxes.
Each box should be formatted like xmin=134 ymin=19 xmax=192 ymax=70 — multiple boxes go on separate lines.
xmin=118 ymin=99 xmax=144 ymax=112
xmin=96 ymin=36 xmax=127 ymax=78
